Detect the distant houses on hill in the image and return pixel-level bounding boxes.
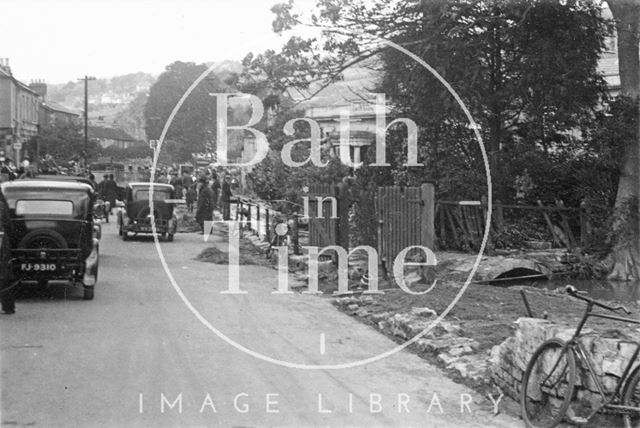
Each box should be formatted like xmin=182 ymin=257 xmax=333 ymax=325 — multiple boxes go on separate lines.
xmin=88 ymin=126 xmax=144 ymax=149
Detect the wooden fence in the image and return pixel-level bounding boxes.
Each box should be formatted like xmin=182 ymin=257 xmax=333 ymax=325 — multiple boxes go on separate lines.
xmin=306 ymin=182 xmax=435 ymax=269
xmin=231 ymin=186 xmax=581 ymax=262
xmin=435 ymin=199 xmax=584 ymax=252
xmin=376 ymin=184 xmax=435 ymax=266
xmin=307 ymin=184 xmax=342 ymax=250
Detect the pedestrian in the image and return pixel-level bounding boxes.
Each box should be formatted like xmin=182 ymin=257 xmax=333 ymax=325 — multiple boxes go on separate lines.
xmin=170 ymin=173 xmax=183 ymax=201
xmin=195 ymin=178 xmax=214 ymax=233
xmin=185 ymin=184 xmax=197 ymax=214
xmin=103 ymin=174 xmax=118 ymax=215
xmin=0 ymin=160 xmax=15 ymax=182
xmin=0 ymin=189 xmax=15 ymax=314
xmin=220 ymin=174 xmax=233 ymax=221
xmin=88 ymin=173 xmax=98 ymax=191
xmin=97 ymin=174 xmax=108 ymax=198
xmin=182 ymin=170 xmax=193 ymax=189
xmin=211 ymin=174 xmax=220 ymax=213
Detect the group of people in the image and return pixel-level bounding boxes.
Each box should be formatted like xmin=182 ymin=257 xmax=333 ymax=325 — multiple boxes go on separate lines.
xmin=192 ymin=173 xmax=233 ymax=233
xmin=0 ymin=158 xmax=36 ymax=181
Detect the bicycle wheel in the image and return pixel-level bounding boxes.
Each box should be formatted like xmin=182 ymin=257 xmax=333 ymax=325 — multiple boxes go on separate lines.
xmin=622 ymin=367 xmax=640 ymax=428
xmin=521 ymin=338 xmax=577 ymax=428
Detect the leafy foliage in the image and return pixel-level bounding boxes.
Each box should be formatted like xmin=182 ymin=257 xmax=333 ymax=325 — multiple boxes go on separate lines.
xmin=98 ymin=144 xmax=152 ymax=161
xmin=262 ymin=0 xmax=610 ymax=201
xmin=28 ymin=122 xmax=100 ymax=163
xmin=144 ymin=61 xmax=232 ymax=162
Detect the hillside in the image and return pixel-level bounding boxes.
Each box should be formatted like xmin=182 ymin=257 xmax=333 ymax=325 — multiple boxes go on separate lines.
xmin=47 ymin=72 xmax=156 ymax=110
xmin=45 ymin=60 xmax=243 ymax=144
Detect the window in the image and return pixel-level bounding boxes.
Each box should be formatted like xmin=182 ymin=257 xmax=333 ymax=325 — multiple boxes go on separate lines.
xmin=133 ymin=189 xmax=171 ymax=201
xmin=16 ymin=200 xmax=74 ymax=216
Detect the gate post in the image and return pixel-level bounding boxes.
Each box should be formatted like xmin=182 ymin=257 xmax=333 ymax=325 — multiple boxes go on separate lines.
xmin=420 ymin=183 xmax=435 ymax=249
xmin=256 ymin=203 xmax=261 ymax=236
xmin=292 ymin=215 xmax=300 ymax=255
xmin=265 ymin=208 xmax=271 ymax=242
xmin=335 ymin=181 xmax=350 ymax=250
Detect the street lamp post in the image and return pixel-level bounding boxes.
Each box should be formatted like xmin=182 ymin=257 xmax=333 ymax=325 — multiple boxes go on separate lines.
xmin=78 ymin=75 xmax=96 ymax=170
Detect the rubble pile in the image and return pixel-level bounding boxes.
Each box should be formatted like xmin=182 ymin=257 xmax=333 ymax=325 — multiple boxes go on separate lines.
xmin=334 ymin=296 xmax=490 ymax=386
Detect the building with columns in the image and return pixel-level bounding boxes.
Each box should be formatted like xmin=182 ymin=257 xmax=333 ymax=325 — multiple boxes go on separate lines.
xmin=293 ymin=62 xmax=387 ymax=168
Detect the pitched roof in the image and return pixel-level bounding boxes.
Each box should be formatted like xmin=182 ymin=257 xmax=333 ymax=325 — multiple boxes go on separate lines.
xmin=0 ymin=67 xmax=41 ymax=97
xmin=294 ymin=66 xmax=383 ymax=109
xmin=42 ymin=100 xmax=79 ymax=116
xmin=88 ymin=126 xmax=137 ymax=142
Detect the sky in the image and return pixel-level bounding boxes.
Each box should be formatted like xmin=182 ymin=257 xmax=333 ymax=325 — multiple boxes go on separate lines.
xmin=1 ymin=0 xmax=317 ymax=84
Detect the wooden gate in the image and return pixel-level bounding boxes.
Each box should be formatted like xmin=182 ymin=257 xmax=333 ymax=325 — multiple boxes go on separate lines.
xmin=376 ymin=183 xmax=435 ymax=267
xmin=307 ymin=184 xmax=339 ymax=249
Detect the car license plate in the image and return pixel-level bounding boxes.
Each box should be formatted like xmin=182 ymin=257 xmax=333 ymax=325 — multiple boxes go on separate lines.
xmin=139 ymin=225 xmax=152 ymax=232
xmin=20 ymin=263 xmax=57 ymax=272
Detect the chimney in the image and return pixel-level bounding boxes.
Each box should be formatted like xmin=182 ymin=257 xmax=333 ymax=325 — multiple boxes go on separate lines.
xmin=0 ymin=58 xmax=11 ymax=75
xmin=30 ymin=79 xmax=47 ymax=98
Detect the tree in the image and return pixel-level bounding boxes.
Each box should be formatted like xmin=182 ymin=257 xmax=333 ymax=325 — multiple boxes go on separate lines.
xmin=28 ymin=122 xmax=99 ymax=165
xmin=144 ymin=61 xmax=231 ymax=162
xmin=605 ymin=0 xmax=640 ymax=281
xmin=98 ymin=144 xmax=152 ymax=161
xmin=114 ymin=92 xmax=148 ymax=141
xmin=263 ymin=0 xmax=609 ymax=201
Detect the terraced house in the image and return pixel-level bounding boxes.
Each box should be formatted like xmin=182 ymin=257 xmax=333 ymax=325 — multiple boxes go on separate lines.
xmin=0 ymin=59 xmax=39 ymax=164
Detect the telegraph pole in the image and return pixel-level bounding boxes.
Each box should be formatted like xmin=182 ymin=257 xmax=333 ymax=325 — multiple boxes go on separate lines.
xmin=78 ymin=75 xmax=96 ymax=170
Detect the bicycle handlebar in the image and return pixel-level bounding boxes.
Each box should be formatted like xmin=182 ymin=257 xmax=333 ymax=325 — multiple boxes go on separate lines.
xmin=565 ymin=285 xmax=632 ymax=315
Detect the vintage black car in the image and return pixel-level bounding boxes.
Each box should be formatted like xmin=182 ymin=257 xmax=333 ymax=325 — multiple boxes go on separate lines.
xmin=117 ymin=182 xmax=177 ymax=241
xmin=0 ymin=180 xmax=99 ymax=300
xmin=20 ymin=174 xmax=108 ymax=231
xmin=20 ymin=174 xmax=96 ymax=190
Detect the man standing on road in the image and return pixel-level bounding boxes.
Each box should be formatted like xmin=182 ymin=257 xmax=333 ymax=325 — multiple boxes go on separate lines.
xmin=211 ymin=174 xmax=220 ymax=214
xmin=195 ymin=178 xmax=214 ymax=234
xmin=220 ymin=174 xmax=233 ymax=221
xmin=103 ymin=174 xmax=118 ymax=215
xmin=182 ymin=170 xmax=193 ymax=190
xmin=97 ymin=174 xmax=108 ymax=197
xmin=0 ymin=189 xmax=15 ymax=314
xmin=88 ymin=173 xmax=98 ymax=190
xmin=170 ymin=173 xmax=183 ymax=201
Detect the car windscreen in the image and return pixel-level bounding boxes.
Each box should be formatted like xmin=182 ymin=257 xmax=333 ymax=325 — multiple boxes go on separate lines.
xmin=133 ymin=189 xmax=171 ymax=201
xmin=16 ymin=200 xmax=74 ymax=216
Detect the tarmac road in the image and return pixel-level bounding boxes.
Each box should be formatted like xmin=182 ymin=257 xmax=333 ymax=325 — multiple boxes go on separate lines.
xmin=0 ymin=218 xmax=520 ymax=427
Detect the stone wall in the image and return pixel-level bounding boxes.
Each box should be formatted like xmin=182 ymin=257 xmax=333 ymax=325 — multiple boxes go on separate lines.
xmin=334 ymin=296 xmax=491 ymax=386
xmin=489 ymin=318 xmax=639 ymax=407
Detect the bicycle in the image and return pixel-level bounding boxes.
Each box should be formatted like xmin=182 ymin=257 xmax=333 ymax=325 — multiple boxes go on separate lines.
xmin=265 ymin=216 xmax=291 ymax=260
xmin=520 ymin=285 xmax=640 ymax=428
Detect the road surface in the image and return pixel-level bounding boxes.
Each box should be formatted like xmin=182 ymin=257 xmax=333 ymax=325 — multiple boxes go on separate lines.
xmin=1 ymin=219 xmax=520 ymax=427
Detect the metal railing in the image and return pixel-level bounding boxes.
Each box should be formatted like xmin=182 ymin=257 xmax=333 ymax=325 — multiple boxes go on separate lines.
xmin=234 ymin=196 xmax=302 ymax=255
